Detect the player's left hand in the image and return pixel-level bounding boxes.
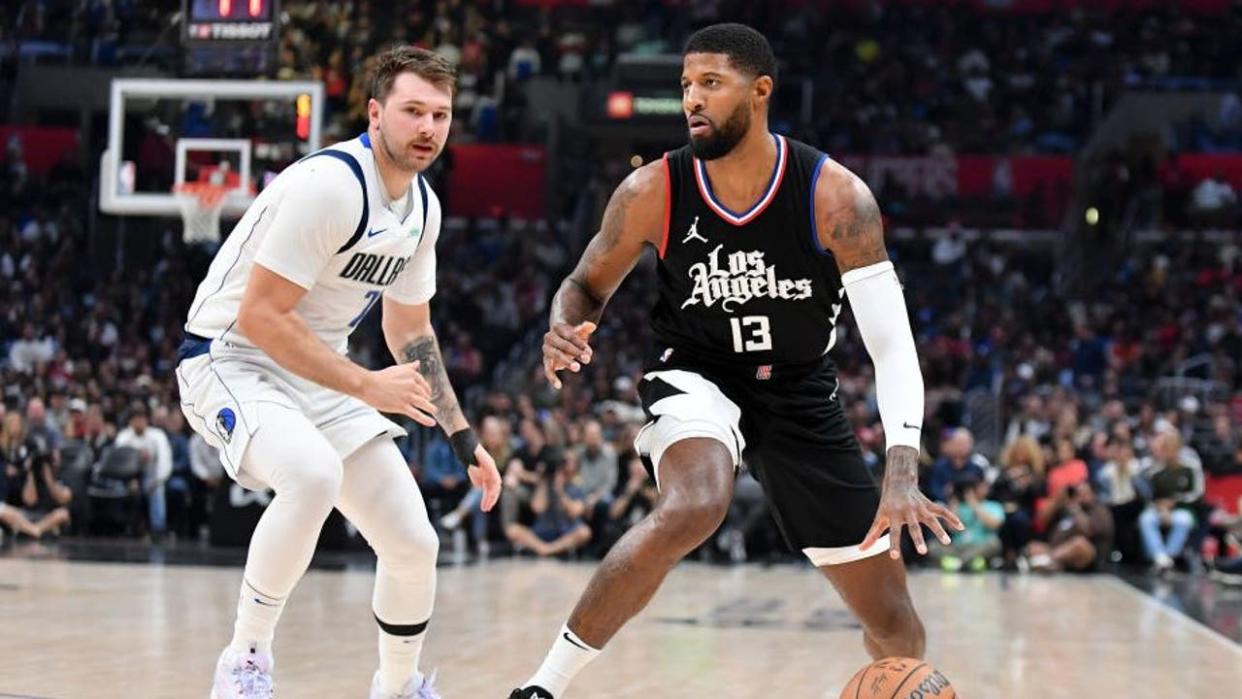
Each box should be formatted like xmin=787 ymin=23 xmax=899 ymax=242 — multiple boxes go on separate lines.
xmin=543 ymin=321 xmax=596 ymax=389
xmin=861 ymin=483 xmax=964 ymax=560
xmin=468 ymin=444 xmax=503 ymax=512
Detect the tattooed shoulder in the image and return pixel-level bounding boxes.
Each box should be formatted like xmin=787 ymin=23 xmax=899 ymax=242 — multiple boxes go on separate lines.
xmin=597 ymin=160 xmax=667 ymax=251
xmin=815 ymin=161 xmax=889 ymax=274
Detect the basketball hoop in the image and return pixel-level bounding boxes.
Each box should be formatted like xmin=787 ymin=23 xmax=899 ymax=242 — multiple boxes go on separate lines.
xmin=173 ymin=162 xmax=255 ymax=245
xmin=173 ymin=181 xmax=232 ymax=245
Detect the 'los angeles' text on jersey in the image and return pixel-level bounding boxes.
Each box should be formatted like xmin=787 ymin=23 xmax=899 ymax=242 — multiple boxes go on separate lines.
xmin=681 ymin=244 xmax=814 ymax=311
xmin=653 ymin=134 xmax=846 ymax=365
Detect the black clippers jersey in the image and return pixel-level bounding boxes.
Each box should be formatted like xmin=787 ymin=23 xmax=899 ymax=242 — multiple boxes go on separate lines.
xmin=651 ymin=134 xmax=845 ymax=366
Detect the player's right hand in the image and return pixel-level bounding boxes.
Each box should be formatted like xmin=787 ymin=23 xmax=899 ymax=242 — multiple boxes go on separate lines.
xmin=361 ymin=361 xmax=438 ymax=427
xmin=543 ymin=321 xmax=596 ymax=390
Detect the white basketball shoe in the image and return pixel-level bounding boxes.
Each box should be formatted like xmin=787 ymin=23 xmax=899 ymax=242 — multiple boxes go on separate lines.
xmin=369 ymin=670 xmax=441 ymax=699
xmin=210 ymin=646 xmax=274 ymax=699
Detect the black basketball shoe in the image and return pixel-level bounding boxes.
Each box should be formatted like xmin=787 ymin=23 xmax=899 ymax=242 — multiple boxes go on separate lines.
xmin=508 ymin=687 xmax=554 ymax=699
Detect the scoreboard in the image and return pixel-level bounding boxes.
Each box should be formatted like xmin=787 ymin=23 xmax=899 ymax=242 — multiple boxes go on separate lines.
xmin=185 ymin=0 xmax=277 ymax=41
xmin=181 ymin=0 xmax=279 ymax=74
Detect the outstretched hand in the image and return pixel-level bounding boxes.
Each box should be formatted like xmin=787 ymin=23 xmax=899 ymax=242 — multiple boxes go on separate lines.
xmin=542 ymin=321 xmax=596 ymax=389
xmin=861 ymin=481 xmax=964 ymax=559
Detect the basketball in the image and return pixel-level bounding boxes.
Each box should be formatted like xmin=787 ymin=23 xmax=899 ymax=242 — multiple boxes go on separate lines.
xmin=840 ymin=657 xmax=956 ymax=699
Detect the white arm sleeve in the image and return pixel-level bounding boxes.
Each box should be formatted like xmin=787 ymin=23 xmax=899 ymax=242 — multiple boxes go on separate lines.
xmin=842 ymin=260 xmax=924 ymax=452
xmin=386 ymin=184 xmax=442 ymax=305
xmin=253 ymin=159 xmax=363 ymax=290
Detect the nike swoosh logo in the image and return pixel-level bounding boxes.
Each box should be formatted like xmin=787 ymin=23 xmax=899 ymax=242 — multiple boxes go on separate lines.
xmin=253 ymin=597 xmax=279 ymax=607
xmin=367 ymin=228 xmax=387 ymax=238
xmin=562 ymin=631 xmax=591 ymax=651
xmin=903 ymin=422 xmax=921 ymax=430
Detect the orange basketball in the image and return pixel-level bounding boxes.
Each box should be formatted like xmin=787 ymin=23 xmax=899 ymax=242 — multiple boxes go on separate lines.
xmin=839 ymin=657 xmax=956 ymax=699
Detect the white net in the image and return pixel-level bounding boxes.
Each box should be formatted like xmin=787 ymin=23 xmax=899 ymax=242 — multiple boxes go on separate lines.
xmin=173 ymin=184 xmax=229 ymax=245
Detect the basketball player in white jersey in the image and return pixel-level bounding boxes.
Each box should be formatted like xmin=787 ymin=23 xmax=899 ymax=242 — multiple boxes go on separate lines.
xmin=176 ymin=47 xmax=501 ymax=699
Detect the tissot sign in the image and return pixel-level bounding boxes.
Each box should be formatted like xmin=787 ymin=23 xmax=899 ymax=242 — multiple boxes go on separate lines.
xmin=183 ymin=0 xmax=278 ymax=44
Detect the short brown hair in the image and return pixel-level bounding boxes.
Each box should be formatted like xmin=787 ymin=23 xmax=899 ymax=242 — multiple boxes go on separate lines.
xmin=370 ymin=45 xmax=457 ymax=102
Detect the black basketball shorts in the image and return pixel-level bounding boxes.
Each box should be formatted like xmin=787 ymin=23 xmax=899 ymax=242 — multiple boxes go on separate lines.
xmin=634 ymin=350 xmax=887 ymax=565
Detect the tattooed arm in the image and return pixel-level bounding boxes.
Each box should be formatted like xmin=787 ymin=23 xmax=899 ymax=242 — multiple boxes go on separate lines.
xmin=543 ymin=160 xmax=667 ymax=388
xmin=383 ymin=298 xmax=502 ymax=508
xmin=814 ymin=163 xmax=890 ymax=272
xmin=382 ymin=300 xmax=467 ymax=433
xmin=814 ymin=160 xmax=963 ymax=558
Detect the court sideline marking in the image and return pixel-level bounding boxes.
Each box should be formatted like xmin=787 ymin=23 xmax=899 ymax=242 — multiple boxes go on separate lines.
xmin=1102 ymin=575 xmax=1242 ymax=656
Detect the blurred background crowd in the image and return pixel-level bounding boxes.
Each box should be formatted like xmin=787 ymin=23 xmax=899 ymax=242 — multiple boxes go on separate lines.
xmin=1 ymin=0 xmax=1240 ymax=584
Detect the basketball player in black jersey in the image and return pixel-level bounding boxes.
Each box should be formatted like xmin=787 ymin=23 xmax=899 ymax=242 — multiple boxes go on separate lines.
xmin=510 ymin=24 xmax=963 ymax=698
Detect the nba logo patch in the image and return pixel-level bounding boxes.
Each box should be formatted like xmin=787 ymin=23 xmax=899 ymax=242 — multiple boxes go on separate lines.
xmin=215 ymin=408 xmax=237 ymax=443
xmin=756 ymin=365 xmax=772 ymax=380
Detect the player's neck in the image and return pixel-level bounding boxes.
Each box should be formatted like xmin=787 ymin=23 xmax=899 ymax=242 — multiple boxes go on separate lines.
xmin=702 ymin=126 xmax=776 ymax=197
xmin=369 ymin=127 xmax=418 ymax=201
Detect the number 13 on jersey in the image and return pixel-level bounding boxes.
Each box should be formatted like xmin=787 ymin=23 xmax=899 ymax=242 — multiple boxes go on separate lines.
xmin=730 ymin=315 xmax=772 ymax=353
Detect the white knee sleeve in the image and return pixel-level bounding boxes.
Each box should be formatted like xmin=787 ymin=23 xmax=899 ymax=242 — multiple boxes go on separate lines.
xmin=242 ymin=404 xmax=343 ymax=508
xmin=338 ymin=438 xmax=438 ymax=623
xmin=237 ymin=404 xmax=344 ymax=601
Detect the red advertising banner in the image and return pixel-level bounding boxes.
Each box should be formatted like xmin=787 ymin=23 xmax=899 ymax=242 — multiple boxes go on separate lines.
xmin=836 ymin=154 xmax=1073 ymax=202
xmin=0 ymin=126 xmax=79 ymax=177
xmin=836 ymin=155 xmax=960 ymax=199
xmin=810 ymin=0 xmax=1228 ymax=13
xmin=959 ymin=155 xmax=1073 ymax=215
xmin=1177 ymin=154 xmax=1242 ymax=191
xmin=447 ymin=144 xmax=547 ymax=219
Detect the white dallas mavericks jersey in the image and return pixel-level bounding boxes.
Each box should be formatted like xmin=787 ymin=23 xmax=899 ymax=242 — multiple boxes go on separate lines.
xmin=184 ymin=133 xmax=441 ymax=354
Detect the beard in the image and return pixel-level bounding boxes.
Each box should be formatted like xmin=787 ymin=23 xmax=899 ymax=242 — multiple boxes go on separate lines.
xmin=689 ymin=101 xmax=751 ymax=161
xmin=377 ymin=121 xmax=435 ymax=172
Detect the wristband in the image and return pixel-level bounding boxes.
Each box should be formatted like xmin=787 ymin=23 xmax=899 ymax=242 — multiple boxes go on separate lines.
xmin=449 ymin=428 xmax=480 ymax=468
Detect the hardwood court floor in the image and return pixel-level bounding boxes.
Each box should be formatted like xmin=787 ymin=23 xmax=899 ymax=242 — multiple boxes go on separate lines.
xmin=1 ymin=557 xmax=1240 ymax=698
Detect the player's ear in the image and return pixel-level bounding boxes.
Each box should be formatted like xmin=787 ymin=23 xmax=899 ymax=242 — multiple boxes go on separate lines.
xmin=752 ymin=75 xmax=773 ymax=106
xmin=367 ymin=97 xmax=382 ymax=125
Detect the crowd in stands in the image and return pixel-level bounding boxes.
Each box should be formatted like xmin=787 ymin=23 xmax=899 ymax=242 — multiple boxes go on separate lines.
xmin=9 ymin=129 xmax=1238 ymax=582
xmin=7 ymin=1 xmax=1242 ymax=153
xmin=10 ymin=1 xmax=1242 ymax=234
xmin=1087 ymin=144 xmax=1241 ymax=235
xmin=1175 ymin=92 xmax=1242 ymax=154
xmin=2 ymin=1 xmax=1242 ymax=585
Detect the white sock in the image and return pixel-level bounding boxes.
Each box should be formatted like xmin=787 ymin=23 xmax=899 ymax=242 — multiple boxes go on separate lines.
xmin=228 ymin=578 xmax=286 ymax=656
xmin=524 ymin=624 xmax=601 ymax=697
xmin=376 ymin=617 xmax=428 ymax=693
xmin=224 ymin=404 xmax=346 ymax=659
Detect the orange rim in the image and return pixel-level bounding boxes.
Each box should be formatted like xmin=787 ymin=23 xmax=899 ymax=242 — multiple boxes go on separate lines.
xmin=173 ymin=182 xmax=252 ymax=208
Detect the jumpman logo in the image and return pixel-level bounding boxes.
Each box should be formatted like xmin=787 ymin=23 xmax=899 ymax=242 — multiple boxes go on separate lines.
xmin=682 ymin=216 xmax=708 ymax=244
